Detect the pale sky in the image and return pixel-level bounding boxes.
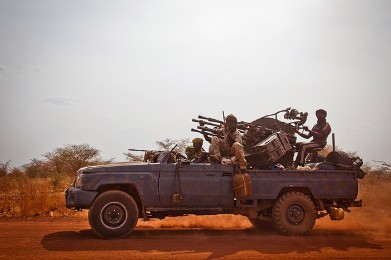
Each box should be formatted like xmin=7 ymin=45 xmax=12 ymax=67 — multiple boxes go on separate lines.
xmin=0 ymin=0 xmax=390 ymax=167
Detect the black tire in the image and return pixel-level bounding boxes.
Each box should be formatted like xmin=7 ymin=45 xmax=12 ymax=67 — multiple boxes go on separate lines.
xmin=88 ymin=190 xmax=139 ymax=239
xmin=272 ymin=191 xmax=316 ymax=235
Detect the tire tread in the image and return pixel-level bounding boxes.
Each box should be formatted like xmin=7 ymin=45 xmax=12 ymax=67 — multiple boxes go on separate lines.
xmin=272 ymin=191 xmax=316 ymax=236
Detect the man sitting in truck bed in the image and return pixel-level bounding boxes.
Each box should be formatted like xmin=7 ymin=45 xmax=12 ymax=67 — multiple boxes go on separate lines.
xmin=208 ymin=114 xmax=248 ymax=173
xmin=294 ymin=109 xmax=331 ymax=167
xmin=191 ymin=138 xmax=208 ymax=163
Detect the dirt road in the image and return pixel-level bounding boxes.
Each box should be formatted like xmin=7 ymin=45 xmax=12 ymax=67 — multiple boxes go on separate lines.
xmin=0 ymin=213 xmax=390 ymax=259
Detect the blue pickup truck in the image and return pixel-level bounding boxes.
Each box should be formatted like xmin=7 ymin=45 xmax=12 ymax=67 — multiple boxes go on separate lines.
xmin=65 ymin=160 xmax=362 ymax=239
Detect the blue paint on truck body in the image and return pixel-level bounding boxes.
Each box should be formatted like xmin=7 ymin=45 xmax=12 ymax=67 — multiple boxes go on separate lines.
xmin=66 ymin=161 xmax=358 ymax=214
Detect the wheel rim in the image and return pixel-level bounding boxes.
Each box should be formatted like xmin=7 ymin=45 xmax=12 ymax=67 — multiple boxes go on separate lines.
xmin=101 ymin=202 xmax=127 ymax=229
xmin=286 ymin=204 xmax=305 ymax=225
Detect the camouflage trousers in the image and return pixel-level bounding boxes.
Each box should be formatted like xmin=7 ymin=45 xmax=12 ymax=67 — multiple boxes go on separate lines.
xmin=210 ymin=136 xmax=248 ymax=169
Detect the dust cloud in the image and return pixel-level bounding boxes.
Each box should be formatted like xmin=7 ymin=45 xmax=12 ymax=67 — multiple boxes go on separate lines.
xmin=137 ymin=214 xmax=253 ymax=229
xmin=328 ymin=178 xmax=391 ymax=236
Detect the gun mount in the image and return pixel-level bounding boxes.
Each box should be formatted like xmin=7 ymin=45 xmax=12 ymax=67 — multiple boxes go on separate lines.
xmin=192 ymin=107 xmax=309 ymax=169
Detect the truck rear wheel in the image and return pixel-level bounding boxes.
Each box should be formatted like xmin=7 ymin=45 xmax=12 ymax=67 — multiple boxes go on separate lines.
xmin=88 ymin=190 xmax=139 ymax=239
xmin=272 ymin=191 xmax=316 ymax=235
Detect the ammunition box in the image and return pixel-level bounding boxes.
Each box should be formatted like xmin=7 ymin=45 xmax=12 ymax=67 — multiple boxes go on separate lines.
xmin=252 ymin=132 xmax=292 ymax=163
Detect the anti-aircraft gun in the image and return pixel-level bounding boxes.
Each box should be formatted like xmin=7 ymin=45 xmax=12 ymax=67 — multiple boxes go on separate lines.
xmin=192 ymin=107 xmax=308 ymax=169
xmin=244 ymin=107 xmax=308 ymax=168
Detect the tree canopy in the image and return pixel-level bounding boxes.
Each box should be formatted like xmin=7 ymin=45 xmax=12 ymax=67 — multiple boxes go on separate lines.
xmin=125 ymin=138 xmax=190 ymax=162
xmin=22 ymin=144 xmax=113 ymax=177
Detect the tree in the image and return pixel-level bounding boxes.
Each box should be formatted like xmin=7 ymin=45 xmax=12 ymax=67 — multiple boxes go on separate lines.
xmin=124 ymin=138 xmax=191 ymax=162
xmin=43 ymin=150 xmax=67 ymax=174
xmin=22 ymin=159 xmax=52 ymax=178
xmin=43 ymin=144 xmax=113 ymax=174
xmin=373 ymin=160 xmax=391 ymax=172
xmin=155 ymin=138 xmax=190 ymax=153
xmin=0 ymin=160 xmax=11 ymax=177
xmin=44 ymin=144 xmax=113 ymax=175
xmin=125 ymin=152 xmax=144 ymax=162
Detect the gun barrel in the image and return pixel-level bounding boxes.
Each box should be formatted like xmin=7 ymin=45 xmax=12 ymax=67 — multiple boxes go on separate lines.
xmin=191 ymin=128 xmax=218 ymax=137
xmin=198 ymin=115 xmax=224 ymax=125
xmin=192 ymin=118 xmax=221 ymax=128
xmin=196 ymin=126 xmax=220 ymax=134
xmin=128 ymin=148 xmax=147 ymax=152
xmin=128 ymin=148 xmax=164 ymax=153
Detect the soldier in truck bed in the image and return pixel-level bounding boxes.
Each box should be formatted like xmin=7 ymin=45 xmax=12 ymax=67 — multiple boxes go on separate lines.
xmin=208 ymin=114 xmax=248 ymax=173
xmin=191 ymin=137 xmax=208 ymax=163
xmin=185 ymin=145 xmax=195 ymax=161
xmin=294 ymin=109 xmax=331 ymax=167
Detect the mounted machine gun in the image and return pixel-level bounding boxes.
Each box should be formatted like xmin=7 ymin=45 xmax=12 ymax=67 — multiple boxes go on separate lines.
xmin=191 ymin=108 xmax=309 ymax=169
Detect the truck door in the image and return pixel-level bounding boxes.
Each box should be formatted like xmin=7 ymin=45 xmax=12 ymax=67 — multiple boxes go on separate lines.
xmin=158 ymin=163 xmax=234 ymax=208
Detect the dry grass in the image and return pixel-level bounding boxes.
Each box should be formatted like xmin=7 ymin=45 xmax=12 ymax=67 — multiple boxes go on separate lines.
xmin=0 ymin=173 xmax=82 ymax=217
xmin=357 ymin=170 xmax=391 ymax=218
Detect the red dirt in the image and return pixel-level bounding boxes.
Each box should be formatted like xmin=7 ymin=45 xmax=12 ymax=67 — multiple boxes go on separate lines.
xmin=1 ymin=211 xmax=390 ymax=259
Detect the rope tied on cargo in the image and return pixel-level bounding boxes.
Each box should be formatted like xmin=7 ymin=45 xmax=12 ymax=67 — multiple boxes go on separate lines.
xmin=233 ymin=173 xmax=253 ymax=199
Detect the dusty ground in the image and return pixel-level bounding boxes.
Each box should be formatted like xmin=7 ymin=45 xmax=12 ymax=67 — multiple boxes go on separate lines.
xmin=0 ymin=211 xmax=390 ymax=259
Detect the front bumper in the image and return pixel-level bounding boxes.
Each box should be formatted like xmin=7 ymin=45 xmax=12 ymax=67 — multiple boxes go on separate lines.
xmin=65 ymin=187 xmax=98 ymax=210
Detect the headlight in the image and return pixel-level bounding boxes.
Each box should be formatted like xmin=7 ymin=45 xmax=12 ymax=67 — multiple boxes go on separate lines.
xmin=74 ymin=174 xmax=82 ymax=188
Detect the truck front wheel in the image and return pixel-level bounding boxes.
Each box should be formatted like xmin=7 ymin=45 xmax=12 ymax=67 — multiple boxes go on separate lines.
xmin=88 ymin=190 xmax=139 ymax=239
xmin=272 ymin=191 xmax=316 ymax=235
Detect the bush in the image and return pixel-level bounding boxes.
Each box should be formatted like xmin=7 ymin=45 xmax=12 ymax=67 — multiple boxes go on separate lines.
xmin=0 ymin=144 xmax=113 ymax=217
xmin=0 ymin=173 xmax=79 ymax=217
xmin=358 ymin=169 xmax=391 ymax=218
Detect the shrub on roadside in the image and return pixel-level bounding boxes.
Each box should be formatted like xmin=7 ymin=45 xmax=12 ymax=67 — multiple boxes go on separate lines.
xmin=358 ymin=169 xmax=391 ymax=218
xmin=0 ymin=173 xmax=78 ymax=217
